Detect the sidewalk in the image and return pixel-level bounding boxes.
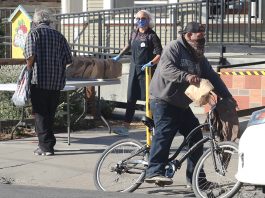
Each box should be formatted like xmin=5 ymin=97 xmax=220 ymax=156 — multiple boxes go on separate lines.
xmin=0 ymin=113 xmax=254 ymax=197
xmin=0 ymin=126 xmax=195 ymax=196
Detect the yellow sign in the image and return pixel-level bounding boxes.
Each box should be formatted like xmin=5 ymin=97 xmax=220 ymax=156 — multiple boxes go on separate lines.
xmin=11 ymin=11 xmax=31 ymax=58
xmin=9 ymin=5 xmax=33 ymax=58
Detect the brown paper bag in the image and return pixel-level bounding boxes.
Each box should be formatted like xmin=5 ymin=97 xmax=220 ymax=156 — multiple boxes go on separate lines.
xmin=66 ymin=56 xmax=122 ymax=79
xmin=185 ymin=79 xmax=214 ymax=106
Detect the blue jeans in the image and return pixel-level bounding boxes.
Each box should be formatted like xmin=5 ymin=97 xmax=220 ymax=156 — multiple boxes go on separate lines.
xmin=146 ymin=99 xmax=204 ymax=184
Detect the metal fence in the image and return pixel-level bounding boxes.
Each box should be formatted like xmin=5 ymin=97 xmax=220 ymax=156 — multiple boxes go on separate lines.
xmin=206 ymin=0 xmax=264 ymax=45
xmin=0 ymin=1 xmax=264 ymax=58
xmin=0 ymin=8 xmax=14 ymax=58
xmin=53 ymin=0 xmax=264 ymax=58
xmin=54 ymin=1 xmax=203 ymax=58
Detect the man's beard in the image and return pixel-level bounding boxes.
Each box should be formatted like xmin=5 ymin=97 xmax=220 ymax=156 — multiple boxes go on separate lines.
xmin=187 ymin=38 xmax=206 ymax=61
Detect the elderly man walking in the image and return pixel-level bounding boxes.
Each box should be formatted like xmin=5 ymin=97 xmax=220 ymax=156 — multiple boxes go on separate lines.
xmin=24 ymin=7 xmax=72 ymax=156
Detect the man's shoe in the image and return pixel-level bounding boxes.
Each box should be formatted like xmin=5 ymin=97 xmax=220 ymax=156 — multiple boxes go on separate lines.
xmin=34 ymin=148 xmax=54 ymax=156
xmin=186 ymin=183 xmax=192 ymax=190
xmin=145 ymin=175 xmax=173 ymax=185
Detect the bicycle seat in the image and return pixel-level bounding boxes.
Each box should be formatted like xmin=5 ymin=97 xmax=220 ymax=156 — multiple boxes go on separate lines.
xmin=141 ymin=116 xmax=154 ymax=129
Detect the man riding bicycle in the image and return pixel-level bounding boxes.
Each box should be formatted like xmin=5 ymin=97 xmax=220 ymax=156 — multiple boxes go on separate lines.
xmin=144 ymin=22 xmax=236 ymax=188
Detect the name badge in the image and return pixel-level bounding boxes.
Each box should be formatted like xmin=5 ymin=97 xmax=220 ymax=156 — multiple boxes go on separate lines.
xmin=140 ymin=42 xmax=146 ymax=48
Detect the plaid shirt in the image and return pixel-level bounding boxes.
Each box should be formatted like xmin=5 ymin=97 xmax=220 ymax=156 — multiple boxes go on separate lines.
xmin=24 ymin=23 xmax=72 ymax=90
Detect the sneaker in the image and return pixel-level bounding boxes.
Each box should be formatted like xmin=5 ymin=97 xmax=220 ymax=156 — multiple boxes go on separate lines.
xmin=34 ymin=148 xmax=54 ymax=156
xmin=186 ymin=183 xmax=192 ymax=190
xmin=112 ymin=127 xmax=129 ymax=136
xmin=145 ymin=175 xmax=173 ymax=185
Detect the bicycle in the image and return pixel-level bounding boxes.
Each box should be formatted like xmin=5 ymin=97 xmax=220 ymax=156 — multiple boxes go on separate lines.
xmin=93 ymin=98 xmax=242 ymax=198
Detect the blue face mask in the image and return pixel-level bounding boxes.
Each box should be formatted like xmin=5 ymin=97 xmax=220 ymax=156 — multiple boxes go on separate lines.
xmin=137 ymin=19 xmax=149 ymax=28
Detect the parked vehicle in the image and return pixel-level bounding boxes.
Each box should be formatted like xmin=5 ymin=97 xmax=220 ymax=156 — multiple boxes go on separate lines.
xmin=236 ymin=108 xmax=265 ymax=194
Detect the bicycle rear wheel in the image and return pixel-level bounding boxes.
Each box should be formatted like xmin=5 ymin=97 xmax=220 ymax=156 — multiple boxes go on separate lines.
xmin=93 ymin=138 xmax=147 ymax=192
xmin=192 ymin=141 xmax=242 ymax=198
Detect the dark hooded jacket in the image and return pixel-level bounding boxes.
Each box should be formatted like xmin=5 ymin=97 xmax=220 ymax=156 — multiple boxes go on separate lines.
xmin=150 ymin=36 xmax=232 ymax=108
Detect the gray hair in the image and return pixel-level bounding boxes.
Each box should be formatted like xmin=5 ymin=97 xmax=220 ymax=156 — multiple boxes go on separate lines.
xmin=135 ymin=10 xmax=155 ymax=28
xmin=33 ymin=7 xmax=52 ymax=25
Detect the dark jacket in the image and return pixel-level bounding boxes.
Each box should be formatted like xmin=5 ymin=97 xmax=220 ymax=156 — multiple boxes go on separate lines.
xmin=150 ymin=36 xmax=232 ymax=108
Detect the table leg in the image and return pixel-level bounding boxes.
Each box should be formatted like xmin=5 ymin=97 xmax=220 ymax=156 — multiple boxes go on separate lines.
xmin=10 ymin=120 xmax=22 ymax=140
xmin=97 ymin=86 xmax=111 ymax=133
xmin=10 ymin=107 xmax=25 ymax=140
xmin=74 ymin=88 xmax=86 ymax=124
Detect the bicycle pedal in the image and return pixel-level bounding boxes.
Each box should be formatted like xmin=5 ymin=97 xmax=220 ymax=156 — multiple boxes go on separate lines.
xmin=155 ymin=181 xmax=165 ymax=187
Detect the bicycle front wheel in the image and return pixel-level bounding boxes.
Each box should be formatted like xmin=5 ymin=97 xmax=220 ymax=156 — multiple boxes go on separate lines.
xmin=192 ymin=141 xmax=242 ymax=198
xmin=93 ymin=138 xmax=147 ymax=192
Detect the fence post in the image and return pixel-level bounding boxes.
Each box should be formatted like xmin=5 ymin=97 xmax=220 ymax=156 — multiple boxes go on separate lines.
xmin=98 ymin=14 xmax=102 ymax=58
xmin=220 ymin=0 xmax=224 ymax=44
xmin=173 ymin=6 xmax=177 ymax=40
xmin=248 ymin=0 xmax=252 ymax=45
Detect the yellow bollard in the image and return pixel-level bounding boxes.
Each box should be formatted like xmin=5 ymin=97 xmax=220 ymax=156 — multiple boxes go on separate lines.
xmin=145 ymin=67 xmax=152 ymax=147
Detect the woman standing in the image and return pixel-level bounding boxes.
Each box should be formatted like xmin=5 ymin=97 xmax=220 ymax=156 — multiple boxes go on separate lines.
xmin=112 ymin=10 xmax=162 ymax=135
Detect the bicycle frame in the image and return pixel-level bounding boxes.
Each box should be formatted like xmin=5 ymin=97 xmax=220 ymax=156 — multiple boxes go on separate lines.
xmin=168 ymin=124 xmax=211 ymax=170
xmin=165 ymin=103 xmax=227 ymax=179
xmin=119 ymin=102 xmax=223 ymax=180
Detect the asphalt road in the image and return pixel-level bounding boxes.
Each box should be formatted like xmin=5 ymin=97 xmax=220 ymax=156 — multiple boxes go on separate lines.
xmin=1 ymin=183 xmax=264 ymax=198
xmin=0 ymin=184 xmax=173 ymax=198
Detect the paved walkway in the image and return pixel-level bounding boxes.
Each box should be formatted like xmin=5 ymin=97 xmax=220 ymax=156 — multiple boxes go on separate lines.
xmin=0 ymin=126 xmax=194 ymax=196
xmin=0 ymin=114 xmax=263 ymax=197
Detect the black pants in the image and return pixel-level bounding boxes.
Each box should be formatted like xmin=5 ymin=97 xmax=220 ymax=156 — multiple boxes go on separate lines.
xmin=124 ymin=100 xmax=146 ymax=123
xmin=31 ymin=86 xmax=60 ymax=152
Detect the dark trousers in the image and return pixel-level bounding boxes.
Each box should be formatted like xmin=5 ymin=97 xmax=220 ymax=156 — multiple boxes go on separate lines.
xmin=124 ymin=100 xmax=137 ymax=123
xmin=125 ymin=70 xmax=146 ymax=124
xmin=146 ymin=99 xmax=204 ymax=184
xmin=31 ymin=86 xmax=60 ymax=152
xmin=124 ymin=100 xmax=146 ymax=123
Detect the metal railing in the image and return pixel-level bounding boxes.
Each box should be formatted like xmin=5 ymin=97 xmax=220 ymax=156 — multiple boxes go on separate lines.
xmin=206 ymin=0 xmax=264 ymax=45
xmin=0 ymin=1 xmax=264 ymax=57
xmin=0 ymin=8 xmax=14 ymax=58
xmin=53 ymin=0 xmax=264 ymax=58
xmin=54 ymin=1 xmax=203 ymax=58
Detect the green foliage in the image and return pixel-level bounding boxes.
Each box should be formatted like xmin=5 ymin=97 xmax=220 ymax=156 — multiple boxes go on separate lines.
xmin=100 ymin=98 xmax=115 ymax=119
xmin=0 ymin=92 xmax=21 ymax=120
xmin=54 ymin=91 xmax=115 ymax=131
xmin=54 ymin=89 xmax=85 ymax=130
xmin=0 ymin=65 xmax=29 ymax=133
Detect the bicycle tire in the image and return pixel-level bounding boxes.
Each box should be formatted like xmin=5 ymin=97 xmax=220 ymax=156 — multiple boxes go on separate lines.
xmin=93 ymin=138 xmax=147 ymax=192
xmin=192 ymin=141 xmax=242 ymax=198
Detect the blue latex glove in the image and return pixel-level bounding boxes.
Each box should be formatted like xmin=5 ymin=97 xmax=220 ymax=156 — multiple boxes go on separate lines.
xmin=141 ymin=61 xmax=153 ymax=71
xmin=112 ymin=55 xmax=121 ymax=62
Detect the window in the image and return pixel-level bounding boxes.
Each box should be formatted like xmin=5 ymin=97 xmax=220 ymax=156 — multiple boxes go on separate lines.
xmin=62 ymin=0 xmax=85 ymax=13
xmin=112 ymin=0 xmax=134 ymax=8
xmin=208 ymin=0 xmax=261 ymax=20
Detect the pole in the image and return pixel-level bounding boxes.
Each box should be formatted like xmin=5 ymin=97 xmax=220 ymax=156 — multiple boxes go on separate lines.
xmin=145 ymin=67 xmax=152 ymax=147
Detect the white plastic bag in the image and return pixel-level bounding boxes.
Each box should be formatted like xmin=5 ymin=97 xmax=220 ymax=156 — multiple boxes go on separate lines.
xmin=12 ymin=66 xmax=31 ymax=107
